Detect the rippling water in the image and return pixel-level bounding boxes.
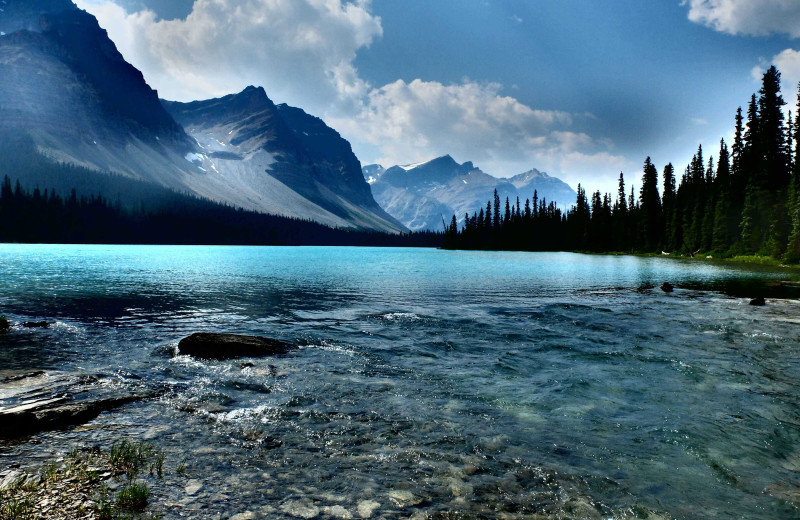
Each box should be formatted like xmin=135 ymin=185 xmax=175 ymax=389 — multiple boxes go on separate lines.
xmin=1 ymin=245 xmax=800 ymax=519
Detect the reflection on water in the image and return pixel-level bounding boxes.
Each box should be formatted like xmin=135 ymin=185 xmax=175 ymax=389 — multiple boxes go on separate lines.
xmin=1 ymin=245 xmax=799 ymax=519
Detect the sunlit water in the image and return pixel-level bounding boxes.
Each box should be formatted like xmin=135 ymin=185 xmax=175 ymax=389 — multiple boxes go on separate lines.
xmin=1 ymin=245 xmax=799 ymax=519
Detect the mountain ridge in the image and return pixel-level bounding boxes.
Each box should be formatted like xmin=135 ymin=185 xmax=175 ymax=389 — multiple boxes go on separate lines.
xmin=0 ymin=0 xmax=405 ymax=233
xmin=364 ymin=156 xmax=576 ymax=231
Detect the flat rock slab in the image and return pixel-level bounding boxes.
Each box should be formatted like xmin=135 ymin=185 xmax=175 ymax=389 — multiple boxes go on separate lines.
xmin=0 ymin=370 xmax=149 ymax=439
xmin=178 ymin=333 xmax=298 ymax=360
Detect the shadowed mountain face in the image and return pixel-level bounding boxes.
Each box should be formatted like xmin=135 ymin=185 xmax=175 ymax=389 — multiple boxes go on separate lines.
xmin=0 ymin=0 xmax=199 ymax=186
xmin=365 ymin=155 xmax=576 ymax=231
xmin=0 ymin=0 xmax=405 ymax=233
xmin=163 ymin=87 xmax=406 ymax=233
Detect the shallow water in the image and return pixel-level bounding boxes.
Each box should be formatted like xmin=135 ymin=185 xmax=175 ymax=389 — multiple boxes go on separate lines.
xmin=1 ymin=245 xmax=799 ymax=519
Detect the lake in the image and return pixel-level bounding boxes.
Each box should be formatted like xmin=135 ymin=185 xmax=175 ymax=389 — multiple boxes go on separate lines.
xmin=1 ymin=245 xmax=799 ymax=519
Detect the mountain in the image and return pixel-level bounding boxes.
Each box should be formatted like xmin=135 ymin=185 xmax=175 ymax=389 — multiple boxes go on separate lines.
xmin=364 ymin=156 xmax=576 ymax=231
xmin=0 ymin=0 xmax=404 ymax=233
xmin=0 ymin=1 xmax=194 ymax=180
xmin=162 ymin=88 xmax=405 ymax=233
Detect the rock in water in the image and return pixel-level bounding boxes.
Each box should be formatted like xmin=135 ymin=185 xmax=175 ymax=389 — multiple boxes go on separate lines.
xmin=178 ymin=333 xmax=297 ymax=360
xmin=749 ymin=297 xmax=766 ymax=306
xmin=660 ymin=282 xmax=674 ymax=293
xmin=0 ymin=371 xmax=149 ymax=439
xmin=22 ymin=321 xmax=51 ymax=328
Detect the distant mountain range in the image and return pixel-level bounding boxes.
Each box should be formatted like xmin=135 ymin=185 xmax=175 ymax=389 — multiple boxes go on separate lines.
xmin=0 ymin=0 xmax=405 ymax=234
xmin=364 ymin=156 xmax=576 ymax=231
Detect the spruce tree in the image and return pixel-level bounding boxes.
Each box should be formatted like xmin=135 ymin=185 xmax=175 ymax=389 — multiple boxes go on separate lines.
xmin=784 ymin=84 xmax=800 ymax=261
xmin=639 ymin=157 xmax=662 ymax=250
xmin=712 ymin=139 xmax=733 ymax=251
xmin=493 ymin=189 xmax=501 ymax=230
xmin=614 ymin=172 xmax=628 ymax=251
xmin=701 ymin=157 xmax=715 ymax=251
xmin=757 ymin=66 xmax=789 ymax=190
xmin=662 ymin=163 xmax=676 ymax=250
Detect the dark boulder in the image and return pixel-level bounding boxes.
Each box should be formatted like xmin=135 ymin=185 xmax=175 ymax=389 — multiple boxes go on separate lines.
xmin=660 ymin=282 xmax=674 ymax=293
xmin=749 ymin=297 xmax=766 ymax=306
xmin=178 ymin=333 xmax=297 ymax=360
xmin=22 ymin=321 xmax=51 ymax=328
xmin=0 ymin=316 xmax=9 ymax=332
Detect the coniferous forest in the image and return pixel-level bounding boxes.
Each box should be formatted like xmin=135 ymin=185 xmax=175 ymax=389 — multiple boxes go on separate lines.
xmin=444 ymin=66 xmax=800 ymax=263
xmin=0 ymin=174 xmax=443 ymax=246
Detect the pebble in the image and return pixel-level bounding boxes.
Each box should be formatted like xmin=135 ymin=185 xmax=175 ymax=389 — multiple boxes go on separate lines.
xmin=185 ymin=479 xmax=203 ymax=495
xmin=0 ymin=470 xmax=22 ymax=490
xmin=357 ymin=499 xmax=380 ymax=518
xmin=229 ymin=512 xmax=256 ymax=520
xmin=322 ymin=505 xmax=353 ymax=519
xmin=281 ymin=500 xmax=320 ymax=519
xmin=388 ymin=490 xmax=420 ymax=508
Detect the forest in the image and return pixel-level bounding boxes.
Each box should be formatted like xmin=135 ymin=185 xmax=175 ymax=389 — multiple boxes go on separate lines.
xmin=444 ymin=66 xmax=800 ymax=263
xmin=0 ymin=174 xmax=441 ymax=247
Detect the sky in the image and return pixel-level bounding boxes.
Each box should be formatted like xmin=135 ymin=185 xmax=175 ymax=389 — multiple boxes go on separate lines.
xmin=74 ymin=0 xmax=800 ymax=197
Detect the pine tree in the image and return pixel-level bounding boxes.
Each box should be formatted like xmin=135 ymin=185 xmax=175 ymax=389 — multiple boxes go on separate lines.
xmin=784 ymin=84 xmax=800 ymax=261
xmin=757 ymin=66 xmax=789 ymax=190
xmin=700 ymin=156 xmax=715 ymax=251
xmin=712 ymin=139 xmax=733 ymax=251
xmin=662 ymin=163 xmax=676 ymax=250
xmin=613 ymin=172 xmax=628 ymax=251
xmin=639 ymin=157 xmax=662 ymax=250
xmin=493 ymin=189 xmax=501 ymax=230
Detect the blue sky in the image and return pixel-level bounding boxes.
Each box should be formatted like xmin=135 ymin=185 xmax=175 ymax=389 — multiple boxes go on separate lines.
xmin=76 ymin=0 xmax=800 ymax=196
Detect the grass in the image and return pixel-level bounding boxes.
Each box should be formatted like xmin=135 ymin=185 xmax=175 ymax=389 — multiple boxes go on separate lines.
xmin=1 ymin=439 xmax=169 ymax=520
xmin=0 ymin=497 xmax=34 ymax=520
xmin=108 ymin=440 xmax=163 ymax=480
xmin=115 ymin=482 xmax=150 ymax=511
xmin=726 ymin=254 xmax=787 ymax=266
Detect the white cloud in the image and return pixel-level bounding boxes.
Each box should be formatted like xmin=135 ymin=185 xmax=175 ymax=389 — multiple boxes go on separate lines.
xmin=75 ymin=0 xmax=630 ymax=192
xmin=75 ymin=0 xmax=382 ymax=114
xmin=330 ymin=79 xmax=627 ymax=189
xmin=684 ymin=0 xmax=800 ymax=38
xmin=751 ymin=49 xmax=800 ymax=106
xmin=773 ymin=49 xmax=800 ymax=100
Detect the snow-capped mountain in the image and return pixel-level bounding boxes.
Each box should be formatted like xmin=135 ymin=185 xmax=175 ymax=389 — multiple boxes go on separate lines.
xmin=0 ymin=0 xmax=405 ymax=234
xmin=364 ymin=156 xmax=576 ymax=232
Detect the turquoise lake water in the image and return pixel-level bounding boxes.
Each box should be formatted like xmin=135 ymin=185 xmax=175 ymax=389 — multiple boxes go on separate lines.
xmin=1 ymin=245 xmax=799 ymax=519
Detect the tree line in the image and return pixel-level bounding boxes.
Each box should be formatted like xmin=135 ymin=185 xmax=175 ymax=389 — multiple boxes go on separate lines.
xmin=0 ymin=174 xmax=441 ymax=247
xmin=444 ymin=66 xmax=800 ymax=261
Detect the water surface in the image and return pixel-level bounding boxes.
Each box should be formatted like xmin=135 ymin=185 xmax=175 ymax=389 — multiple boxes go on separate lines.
xmin=1 ymin=245 xmax=799 ymax=519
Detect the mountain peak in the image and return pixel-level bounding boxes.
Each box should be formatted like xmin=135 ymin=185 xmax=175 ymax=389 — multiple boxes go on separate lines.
xmin=240 ymin=85 xmax=267 ymax=98
xmin=368 ymin=156 xmax=576 ymax=231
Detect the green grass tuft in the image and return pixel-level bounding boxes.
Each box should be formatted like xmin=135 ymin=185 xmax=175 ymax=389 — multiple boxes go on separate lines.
xmin=108 ymin=440 xmax=163 ymax=480
xmin=0 ymin=497 xmax=34 ymax=520
xmin=116 ymin=482 xmax=150 ymax=511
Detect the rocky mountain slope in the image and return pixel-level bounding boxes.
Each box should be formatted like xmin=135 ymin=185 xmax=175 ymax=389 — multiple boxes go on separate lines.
xmin=163 ymin=87 xmax=404 ymax=233
xmin=365 ymin=155 xmax=575 ymax=231
xmin=0 ymin=0 xmax=404 ymax=233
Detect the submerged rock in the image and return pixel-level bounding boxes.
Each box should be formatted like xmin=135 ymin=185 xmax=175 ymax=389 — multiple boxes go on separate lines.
xmin=660 ymin=282 xmax=674 ymax=293
xmin=178 ymin=332 xmax=298 ymax=360
xmin=22 ymin=321 xmax=51 ymax=328
xmin=0 ymin=370 xmax=150 ymax=439
xmin=0 ymin=316 xmax=9 ymax=333
xmin=749 ymin=296 xmax=766 ymax=306
xmin=357 ymin=500 xmax=380 ymax=518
